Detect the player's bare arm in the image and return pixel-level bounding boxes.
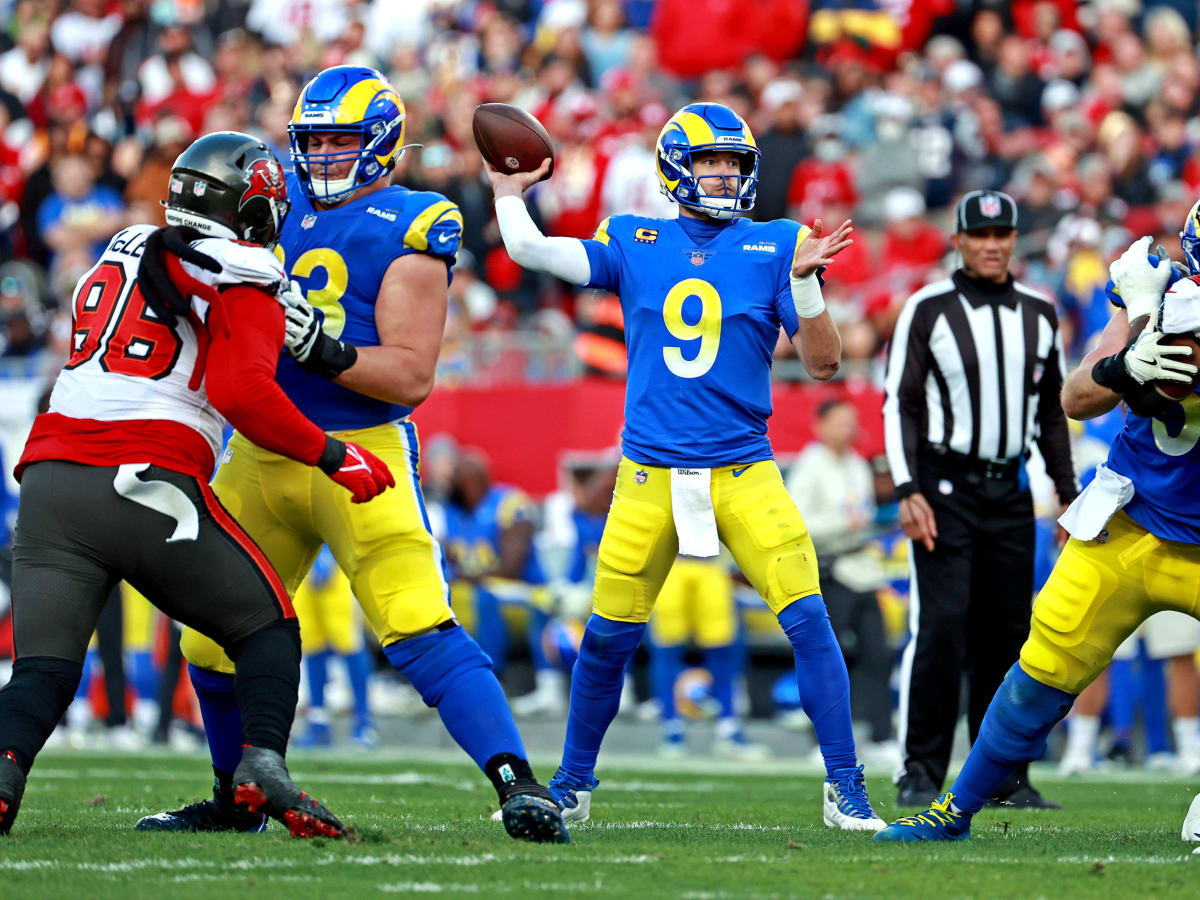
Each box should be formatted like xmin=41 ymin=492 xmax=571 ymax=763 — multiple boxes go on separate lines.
xmin=331 ymin=252 xmax=448 ymax=408
xmin=789 ymin=217 xmax=851 ymax=381
xmin=1062 ymin=309 xmax=1132 ymax=420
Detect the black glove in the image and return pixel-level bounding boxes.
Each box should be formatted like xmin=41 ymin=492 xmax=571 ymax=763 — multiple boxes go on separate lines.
xmin=137 ymin=226 xmax=221 ymax=326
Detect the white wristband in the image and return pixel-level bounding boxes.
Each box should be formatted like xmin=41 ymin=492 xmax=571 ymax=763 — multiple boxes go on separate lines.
xmin=790 ymin=273 xmax=826 ymax=319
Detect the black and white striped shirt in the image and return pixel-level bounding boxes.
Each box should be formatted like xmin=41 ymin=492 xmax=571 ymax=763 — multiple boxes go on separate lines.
xmin=883 ymin=269 xmax=1077 ymax=502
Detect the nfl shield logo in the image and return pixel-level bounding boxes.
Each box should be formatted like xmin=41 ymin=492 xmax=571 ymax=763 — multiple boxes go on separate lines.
xmin=634 ymin=469 xmax=648 ymax=485
xmin=301 ymin=214 xmax=317 ymax=229
xmin=192 ymin=181 xmax=207 ymax=197
xmin=690 ymin=251 xmax=705 ymax=267
xmin=980 ymin=195 xmax=1001 ymax=218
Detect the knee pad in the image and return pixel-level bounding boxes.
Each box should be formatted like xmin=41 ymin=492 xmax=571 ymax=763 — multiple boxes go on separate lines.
xmin=383 ymin=625 xmax=493 ymax=708
xmin=766 ymin=545 xmax=821 ymax=611
xmin=984 ymin=664 xmax=1074 ymax=763
xmin=594 ymin=497 xmax=669 ymax=620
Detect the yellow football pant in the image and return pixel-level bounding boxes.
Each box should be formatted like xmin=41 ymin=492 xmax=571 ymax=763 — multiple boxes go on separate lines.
xmin=291 ymin=565 xmax=362 ymax=656
xmin=182 ymin=421 xmax=451 ymax=675
xmin=650 ymin=558 xmax=737 ymax=647
xmin=593 ymin=456 xmax=820 ymax=624
xmin=1021 ymin=509 xmax=1200 ymax=694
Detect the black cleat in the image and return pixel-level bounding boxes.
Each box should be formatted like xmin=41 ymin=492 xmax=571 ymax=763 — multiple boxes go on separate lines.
xmin=500 ymin=790 xmax=571 ymax=844
xmin=233 ymin=746 xmax=346 ymax=839
xmin=0 ymin=751 xmax=27 ymax=835
xmin=135 ymin=797 xmax=269 ymax=832
xmin=896 ymin=771 xmax=940 ymax=808
xmin=987 ymin=774 xmax=1062 ymax=810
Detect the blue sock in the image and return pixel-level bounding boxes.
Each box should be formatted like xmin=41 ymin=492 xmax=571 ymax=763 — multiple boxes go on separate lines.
xmin=561 ymin=615 xmax=646 ymax=782
xmin=305 ymin=650 xmax=332 ymax=712
xmin=1108 ymin=657 xmax=1136 ymax=746
xmin=1140 ymin=653 xmax=1169 ymax=755
xmin=343 ymin=647 xmax=373 ymax=728
xmin=526 ymin=607 xmax=552 ymax=672
xmin=777 ymin=594 xmax=855 ymax=776
xmin=472 ymin=588 xmax=508 ymax=675
xmin=650 ymin=642 xmax=685 ymax=727
xmin=129 ymin=650 xmax=157 ymax=701
xmin=188 ymin=664 xmax=243 ymax=775
xmin=704 ymin=643 xmax=738 ymax=720
xmin=384 ymin=626 xmax=525 ymax=770
xmin=950 ymin=664 xmax=1074 ymax=814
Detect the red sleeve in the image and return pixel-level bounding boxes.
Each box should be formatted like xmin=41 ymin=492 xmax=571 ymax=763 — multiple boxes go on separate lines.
xmin=204 ymin=286 xmax=328 ymax=466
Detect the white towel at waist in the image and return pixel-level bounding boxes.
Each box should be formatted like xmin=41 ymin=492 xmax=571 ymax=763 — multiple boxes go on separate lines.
xmin=670 ymin=467 xmax=720 ymax=557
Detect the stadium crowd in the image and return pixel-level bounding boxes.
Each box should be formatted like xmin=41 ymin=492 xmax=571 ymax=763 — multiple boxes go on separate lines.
xmin=3 ymin=0 xmax=1200 ymax=775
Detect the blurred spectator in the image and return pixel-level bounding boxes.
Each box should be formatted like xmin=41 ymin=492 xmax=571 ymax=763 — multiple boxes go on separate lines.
xmin=0 ymin=19 xmax=49 ymax=105
xmin=35 ymin=153 xmax=125 ymax=266
xmin=246 ymin=0 xmax=351 ymax=48
xmin=855 ymin=94 xmax=925 ymax=224
xmin=787 ymin=114 xmax=857 ymax=224
xmin=49 ymin=0 xmax=121 ymax=65
xmin=0 ymin=260 xmax=47 ymax=356
xmin=581 ymin=0 xmax=633 ymax=83
xmin=878 ymin=187 xmax=947 ymax=293
xmin=753 ymin=78 xmax=807 ymax=224
xmin=135 ymin=24 xmax=217 ymax=134
xmin=123 ymin=116 xmax=191 ymax=226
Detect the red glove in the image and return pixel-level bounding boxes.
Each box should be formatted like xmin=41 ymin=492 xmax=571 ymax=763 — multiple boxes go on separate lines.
xmin=317 ymin=437 xmax=394 ymax=503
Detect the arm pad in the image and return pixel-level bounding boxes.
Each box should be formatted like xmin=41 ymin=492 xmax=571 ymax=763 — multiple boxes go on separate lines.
xmin=494 ymin=195 xmax=592 ymax=285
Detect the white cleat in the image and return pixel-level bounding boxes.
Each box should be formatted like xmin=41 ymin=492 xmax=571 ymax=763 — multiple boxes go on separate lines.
xmin=1182 ymin=793 xmax=1200 ymax=842
xmin=559 ymin=788 xmax=592 ymax=824
xmin=823 ymin=765 xmax=886 ymax=832
xmin=1058 ymin=747 xmax=1096 ymax=777
xmin=714 ymin=735 xmax=771 ymax=761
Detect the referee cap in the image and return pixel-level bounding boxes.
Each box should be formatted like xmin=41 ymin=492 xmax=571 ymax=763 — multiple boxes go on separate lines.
xmin=955 ymin=190 xmax=1018 ymax=233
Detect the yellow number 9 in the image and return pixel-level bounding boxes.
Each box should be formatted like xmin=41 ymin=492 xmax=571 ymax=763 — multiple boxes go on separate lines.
xmin=274 ymin=246 xmax=349 ymax=338
xmin=662 ymin=278 xmax=721 ymax=378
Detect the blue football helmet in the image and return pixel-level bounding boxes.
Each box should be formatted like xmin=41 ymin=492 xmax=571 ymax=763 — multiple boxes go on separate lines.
xmin=656 ymin=102 xmax=760 ymax=220
xmin=1182 ymin=198 xmax=1200 ymax=274
xmin=288 ymin=66 xmax=406 ymax=204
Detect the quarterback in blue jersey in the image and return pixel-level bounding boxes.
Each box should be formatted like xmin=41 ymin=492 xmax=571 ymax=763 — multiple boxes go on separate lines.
xmin=139 ymin=66 xmax=567 ymax=844
xmin=875 ymin=215 xmax=1200 ymax=844
xmin=488 ymin=101 xmax=884 ymax=830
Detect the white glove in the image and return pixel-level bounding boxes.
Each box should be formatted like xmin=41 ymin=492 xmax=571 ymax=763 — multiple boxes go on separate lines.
xmin=1124 ymin=329 xmax=1197 ymax=384
xmin=1110 ymin=235 xmax=1172 ymax=322
xmin=278 ymin=279 xmax=322 ymax=362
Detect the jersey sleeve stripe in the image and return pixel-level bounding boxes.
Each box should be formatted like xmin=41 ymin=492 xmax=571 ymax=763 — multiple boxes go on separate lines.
xmin=403 ymin=200 xmax=463 ymax=251
xmin=791 ymin=224 xmax=812 ymax=264
xmin=594 ymin=216 xmax=612 ymax=245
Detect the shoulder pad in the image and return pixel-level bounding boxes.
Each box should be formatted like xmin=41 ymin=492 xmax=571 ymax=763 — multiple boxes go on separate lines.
xmin=185 ymin=239 xmax=286 ymax=290
xmin=402 ymin=194 xmax=463 ymax=256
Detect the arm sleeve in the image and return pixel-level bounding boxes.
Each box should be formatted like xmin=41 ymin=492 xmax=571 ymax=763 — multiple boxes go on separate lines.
xmin=882 ymin=292 xmax=932 ymax=499
xmin=204 ymin=286 xmax=329 ymax=467
xmin=493 ymin=194 xmax=596 ymax=286
xmin=1034 ymin=319 xmax=1079 ymax=504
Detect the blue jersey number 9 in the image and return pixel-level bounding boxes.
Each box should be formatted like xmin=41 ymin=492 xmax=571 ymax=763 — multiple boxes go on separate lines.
xmin=662 ymin=278 xmax=722 ymax=378
xmin=273 ymin=246 xmax=349 ymax=338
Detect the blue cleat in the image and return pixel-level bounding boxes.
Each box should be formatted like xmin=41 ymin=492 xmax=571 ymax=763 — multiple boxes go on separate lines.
xmin=872 ymin=793 xmax=972 ymax=842
xmin=294 ymin=720 xmax=333 ymax=748
xmin=547 ymin=767 xmax=599 ymax=823
xmin=823 ymin=764 xmax=886 ymax=831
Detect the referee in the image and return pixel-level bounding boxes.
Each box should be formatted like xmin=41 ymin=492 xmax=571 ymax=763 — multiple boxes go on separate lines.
xmin=883 ymin=190 xmax=1077 ymax=809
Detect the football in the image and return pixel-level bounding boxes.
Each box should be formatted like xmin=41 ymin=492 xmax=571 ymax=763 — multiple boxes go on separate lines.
xmin=1153 ymin=332 xmax=1200 ymax=400
xmin=472 ymin=102 xmax=555 ymax=181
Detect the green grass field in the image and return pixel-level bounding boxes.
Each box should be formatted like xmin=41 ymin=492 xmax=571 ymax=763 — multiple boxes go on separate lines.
xmin=3 ymin=749 xmax=1198 ymax=899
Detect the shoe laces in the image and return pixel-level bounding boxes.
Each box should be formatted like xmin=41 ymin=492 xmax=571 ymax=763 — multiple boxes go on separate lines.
xmin=894 ymin=793 xmax=963 ymax=829
xmin=548 ymin=768 xmax=597 ymax=807
xmin=831 ymin=765 xmax=876 ymax=818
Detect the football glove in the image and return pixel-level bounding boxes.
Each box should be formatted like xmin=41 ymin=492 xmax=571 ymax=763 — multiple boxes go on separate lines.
xmin=279 ymin=280 xmax=358 ymax=378
xmin=137 ymin=226 xmax=222 ymax=326
xmin=1108 ymin=236 xmax=1172 ymax=323
xmin=1092 ymin=327 xmax=1197 ymax=394
xmin=316 ymin=436 xmax=394 ymax=503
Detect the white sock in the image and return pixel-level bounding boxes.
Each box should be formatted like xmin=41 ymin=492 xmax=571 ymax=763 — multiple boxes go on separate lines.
xmin=716 ymin=717 xmax=740 ymax=740
xmin=1065 ymin=715 xmax=1101 ymax=756
xmin=1173 ymin=717 xmax=1200 ymax=756
xmin=535 ymin=668 xmax=565 ymax=696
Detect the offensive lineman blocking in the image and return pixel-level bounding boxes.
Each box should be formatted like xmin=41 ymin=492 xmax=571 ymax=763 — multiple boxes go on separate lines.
xmin=487 ymin=101 xmax=885 ymax=830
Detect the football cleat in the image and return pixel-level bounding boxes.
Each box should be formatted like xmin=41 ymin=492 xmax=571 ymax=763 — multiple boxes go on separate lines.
xmin=547 ymin=767 xmax=598 ymax=824
xmin=714 ymin=731 xmax=771 ymax=761
xmin=499 ymin=791 xmax=571 ymax=844
xmin=0 ymin=751 xmax=27 ymax=835
xmin=135 ymin=797 xmax=269 ymax=833
xmin=1182 ymin=793 xmax=1200 ymax=842
xmin=293 ymin=720 xmax=333 ymax=749
xmin=233 ymin=746 xmax=346 ymax=839
xmin=872 ymin=793 xmax=972 ymax=842
xmin=822 ymin=764 xmax=886 ymax=832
